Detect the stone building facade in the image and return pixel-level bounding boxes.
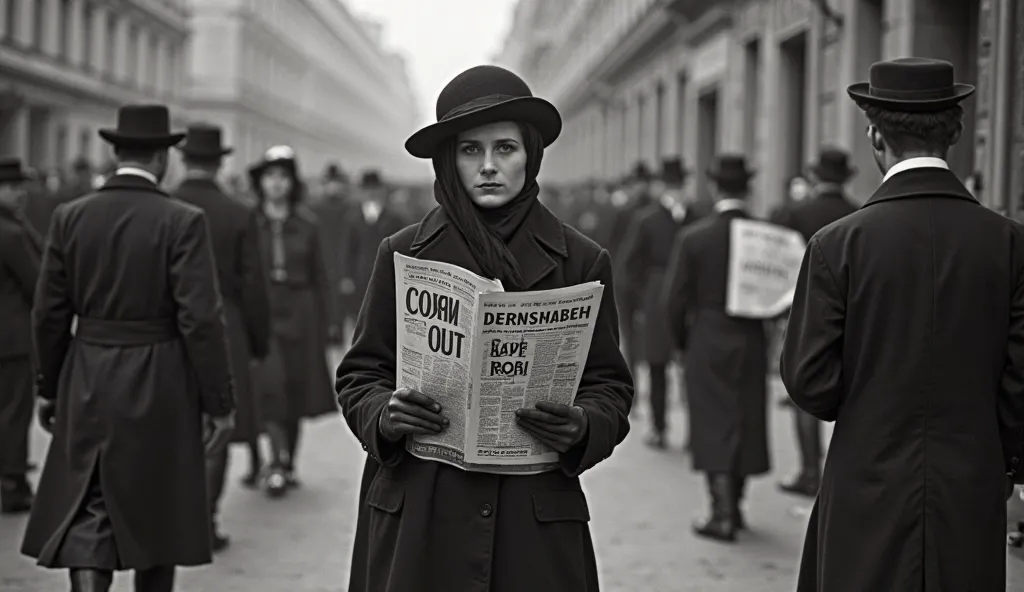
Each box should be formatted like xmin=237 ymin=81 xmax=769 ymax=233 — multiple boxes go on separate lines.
xmin=186 ymin=0 xmax=421 ymax=180
xmin=0 ymin=0 xmax=191 ymax=170
xmin=500 ymin=0 xmax=1024 ymax=215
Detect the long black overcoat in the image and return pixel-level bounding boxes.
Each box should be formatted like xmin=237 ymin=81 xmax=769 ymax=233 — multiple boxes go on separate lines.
xmin=0 ymin=205 xmax=41 ymax=359
xmin=336 ymin=202 xmax=634 ymax=592
xmin=21 ymin=174 xmax=234 ymax=570
xmin=661 ymin=207 xmax=770 ymax=477
xmin=174 ymin=178 xmax=270 ymax=442
xmin=781 ymin=168 xmax=1024 ymax=591
xmin=344 ymin=205 xmax=407 ymax=312
xmin=255 ymin=208 xmax=336 ymax=419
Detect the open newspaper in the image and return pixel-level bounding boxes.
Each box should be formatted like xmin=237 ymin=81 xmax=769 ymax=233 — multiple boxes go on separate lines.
xmin=726 ymin=218 xmax=807 ymax=319
xmin=394 ymin=253 xmax=604 ymax=475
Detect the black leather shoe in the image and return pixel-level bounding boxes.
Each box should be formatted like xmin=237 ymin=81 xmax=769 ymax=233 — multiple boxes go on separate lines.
xmin=778 ymin=473 xmax=819 ymax=499
xmin=211 ymin=530 xmax=230 ymax=553
xmin=693 ymin=474 xmax=737 ymax=543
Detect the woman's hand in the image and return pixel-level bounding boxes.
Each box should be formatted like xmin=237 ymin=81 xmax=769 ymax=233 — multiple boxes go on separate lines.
xmin=379 ymin=388 xmax=449 ymax=443
xmin=515 ymin=402 xmax=589 ymax=453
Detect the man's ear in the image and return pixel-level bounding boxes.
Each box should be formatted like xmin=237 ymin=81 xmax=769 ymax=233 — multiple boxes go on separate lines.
xmin=868 ymin=125 xmax=885 ymax=152
xmin=950 ymin=122 xmax=963 ymax=146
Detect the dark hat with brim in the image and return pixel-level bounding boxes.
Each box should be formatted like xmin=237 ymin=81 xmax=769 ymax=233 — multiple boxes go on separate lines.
xmin=405 ymin=65 xmax=562 ymax=159
xmin=360 ymin=170 xmax=384 ymax=188
xmin=99 ymin=104 xmax=185 ymax=148
xmin=0 ymin=157 xmax=29 ymax=184
xmin=656 ymin=157 xmax=688 ymax=186
xmin=177 ymin=124 xmax=233 ymax=158
xmin=248 ymin=145 xmax=299 ymax=187
xmin=808 ymin=147 xmax=857 ymax=183
xmin=707 ymin=154 xmax=755 ymax=190
xmin=847 ymin=57 xmax=975 ymax=112
xmin=629 ymin=161 xmax=653 ymax=183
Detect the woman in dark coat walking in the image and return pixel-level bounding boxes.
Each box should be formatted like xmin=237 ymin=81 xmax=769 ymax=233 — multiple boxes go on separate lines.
xmin=336 ymin=65 xmax=634 ymax=592
xmin=249 ymin=146 xmax=338 ymax=497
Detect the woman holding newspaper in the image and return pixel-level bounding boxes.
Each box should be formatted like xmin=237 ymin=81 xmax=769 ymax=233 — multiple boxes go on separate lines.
xmin=336 ymin=65 xmax=634 ymax=592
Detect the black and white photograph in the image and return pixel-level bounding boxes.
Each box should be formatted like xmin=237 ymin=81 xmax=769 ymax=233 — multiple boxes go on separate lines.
xmin=1 ymin=0 xmax=1024 ymax=590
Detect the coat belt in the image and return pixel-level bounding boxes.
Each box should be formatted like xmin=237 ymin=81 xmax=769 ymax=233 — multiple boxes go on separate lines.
xmin=75 ymin=317 xmax=178 ymax=346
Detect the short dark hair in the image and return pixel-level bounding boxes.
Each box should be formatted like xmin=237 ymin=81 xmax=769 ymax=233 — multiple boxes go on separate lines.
xmin=858 ymin=102 xmax=964 ymax=156
xmin=182 ymin=155 xmax=222 ymax=169
xmin=114 ymin=146 xmax=163 ymax=162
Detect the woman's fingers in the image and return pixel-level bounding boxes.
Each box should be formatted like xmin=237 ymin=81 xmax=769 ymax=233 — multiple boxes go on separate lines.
xmin=516 ymin=420 xmax=569 ymax=452
xmin=390 ymin=400 xmax=447 ymax=426
xmin=515 ymin=407 xmax=568 ymax=424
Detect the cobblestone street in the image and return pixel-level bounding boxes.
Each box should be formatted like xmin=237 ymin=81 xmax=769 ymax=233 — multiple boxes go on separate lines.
xmin=3 ymin=375 xmax=1022 ymax=591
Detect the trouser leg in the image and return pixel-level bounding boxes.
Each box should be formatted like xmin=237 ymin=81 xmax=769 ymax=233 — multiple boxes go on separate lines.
xmin=205 ymin=443 xmax=229 ymax=519
xmin=648 ymin=363 xmax=668 ymax=435
xmin=0 ymin=356 xmax=33 ymax=477
xmin=692 ymin=473 xmax=737 ymax=542
xmin=796 ymin=409 xmax=822 ymax=477
xmin=284 ymin=420 xmax=301 ymax=471
xmin=133 ymin=566 xmax=175 ymax=592
xmin=68 ymin=568 xmax=113 ymax=592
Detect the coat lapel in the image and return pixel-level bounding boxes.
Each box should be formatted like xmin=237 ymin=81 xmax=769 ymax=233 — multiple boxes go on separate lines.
xmin=410 ymin=202 xmax=568 ymax=290
xmin=862 ymin=168 xmax=976 ymax=209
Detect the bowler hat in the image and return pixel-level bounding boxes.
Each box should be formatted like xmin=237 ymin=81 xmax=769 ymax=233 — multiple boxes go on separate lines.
xmin=360 ymin=170 xmax=384 ymax=188
xmin=0 ymin=157 xmax=28 ymax=184
xmin=657 ymin=157 xmax=688 ymax=186
xmin=323 ymin=163 xmax=346 ymax=182
xmin=630 ymin=161 xmax=653 ymax=183
xmin=847 ymin=58 xmax=975 ymax=112
xmin=99 ymin=104 xmax=185 ymax=148
xmin=405 ymin=65 xmax=562 ymax=159
xmin=808 ymin=147 xmax=856 ymax=183
xmin=177 ymin=124 xmax=233 ymax=158
xmin=707 ymin=154 xmax=755 ymax=189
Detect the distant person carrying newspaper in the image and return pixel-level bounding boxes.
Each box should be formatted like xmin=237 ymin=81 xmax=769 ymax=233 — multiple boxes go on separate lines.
xmin=335 ymin=65 xmax=634 ymax=592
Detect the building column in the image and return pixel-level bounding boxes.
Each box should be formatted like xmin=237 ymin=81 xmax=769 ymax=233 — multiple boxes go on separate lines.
xmin=13 ymin=0 xmax=36 ymax=48
xmin=90 ymin=3 xmax=108 ymax=76
xmin=42 ymin=0 xmax=61 ymax=57
xmin=2 ymin=105 xmax=30 ymax=160
xmin=136 ymin=28 xmax=150 ymax=90
xmin=113 ymin=15 xmax=129 ymax=83
xmin=153 ymin=37 xmax=167 ymax=96
xmin=0 ymin=0 xmax=9 ymax=41
xmin=663 ymin=74 xmax=681 ymax=157
xmin=68 ymin=0 xmax=85 ymax=67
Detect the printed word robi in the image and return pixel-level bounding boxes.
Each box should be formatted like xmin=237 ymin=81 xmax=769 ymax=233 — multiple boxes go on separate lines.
xmin=483 ymin=305 xmax=593 ymax=327
xmin=488 ymin=338 xmax=530 ymax=377
xmin=405 ymin=287 xmax=466 ymax=358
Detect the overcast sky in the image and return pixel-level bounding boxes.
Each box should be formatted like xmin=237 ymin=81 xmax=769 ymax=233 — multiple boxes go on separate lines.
xmin=344 ymin=0 xmax=520 ymax=127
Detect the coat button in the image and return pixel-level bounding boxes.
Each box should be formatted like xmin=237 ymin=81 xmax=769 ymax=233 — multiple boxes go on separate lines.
xmin=479 ymin=504 xmax=493 ymax=517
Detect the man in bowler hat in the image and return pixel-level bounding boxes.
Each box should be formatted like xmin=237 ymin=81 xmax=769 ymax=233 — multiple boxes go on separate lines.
xmin=343 ymin=169 xmax=406 ymax=316
xmin=21 ymin=104 xmax=236 ymax=592
xmin=0 ymin=156 xmax=41 ymax=515
xmin=619 ymin=157 xmax=697 ymax=450
xmin=782 ymin=58 xmax=1024 ymax=591
xmin=775 ymin=147 xmax=859 ymax=499
xmin=312 ymin=162 xmax=356 ymax=343
xmin=172 ymin=124 xmax=271 ymax=552
xmin=661 ymin=154 xmax=771 ymax=543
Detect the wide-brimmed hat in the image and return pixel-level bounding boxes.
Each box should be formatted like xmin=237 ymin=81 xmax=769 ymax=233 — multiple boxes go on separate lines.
xmin=248 ymin=145 xmax=299 ymax=186
xmin=405 ymin=65 xmax=562 ymax=159
xmin=707 ymin=154 xmax=755 ymax=188
xmin=0 ymin=157 xmax=28 ymax=184
xmin=808 ymin=147 xmax=857 ymax=183
xmin=360 ymin=170 xmax=384 ymax=188
xmin=99 ymin=104 xmax=185 ymax=148
xmin=177 ymin=124 xmax=232 ymax=158
xmin=847 ymin=58 xmax=975 ymax=112
xmin=656 ymin=157 xmax=688 ymax=186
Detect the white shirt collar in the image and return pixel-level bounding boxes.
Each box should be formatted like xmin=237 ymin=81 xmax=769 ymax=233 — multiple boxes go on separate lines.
xmin=881 ymin=157 xmax=948 ymax=184
xmin=715 ymin=198 xmax=746 ymax=213
xmin=115 ymin=166 xmax=158 ymax=185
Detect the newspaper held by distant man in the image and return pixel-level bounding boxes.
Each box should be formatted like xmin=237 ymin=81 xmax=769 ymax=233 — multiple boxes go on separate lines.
xmin=726 ymin=218 xmax=806 ymax=319
xmin=394 ymin=253 xmax=604 ymax=475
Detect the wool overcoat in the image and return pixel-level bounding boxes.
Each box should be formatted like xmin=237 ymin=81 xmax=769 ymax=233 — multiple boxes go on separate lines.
xmin=344 ymin=205 xmax=407 ymax=314
xmin=661 ymin=207 xmax=770 ymax=477
xmin=336 ymin=202 xmax=634 ymax=592
xmin=781 ymin=168 xmax=1024 ymax=591
xmin=174 ymin=177 xmax=271 ymax=443
xmin=255 ymin=208 xmax=337 ymax=420
xmin=21 ymin=174 xmax=234 ymax=569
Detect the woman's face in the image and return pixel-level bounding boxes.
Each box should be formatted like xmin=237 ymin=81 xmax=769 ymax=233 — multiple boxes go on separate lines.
xmin=455 ymin=121 xmax=527 ymax=208
xmin=261 ymin=165 xmax=293 ymax=203
xmin=789 ymin=176 xmax=810 ymax=201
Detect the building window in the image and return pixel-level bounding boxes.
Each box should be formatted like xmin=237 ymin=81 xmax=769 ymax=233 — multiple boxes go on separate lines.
xmin=82 ymin=3 xmax=93 ymax=69
xmin=105 ymin=13 xmax=116 ymax=75
xmin=79 ymin=128 xmax=91 ymax=160
xmin=58 ymin=0 xmax=70 ymax=59
xmin=149 ymin=36 xmax=159 ymax=90
xmin=126 ymin=25 xmax=138 ymax=84
xmin=33 ymin=0 xmax=45 ymax=49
